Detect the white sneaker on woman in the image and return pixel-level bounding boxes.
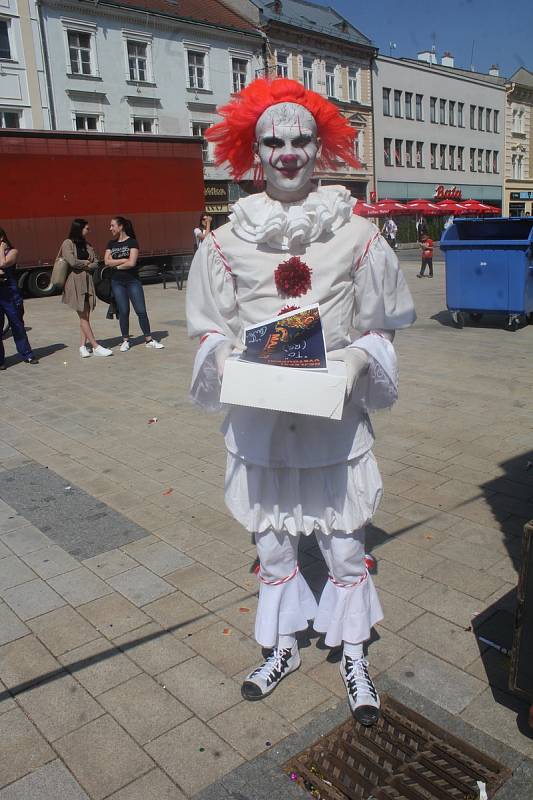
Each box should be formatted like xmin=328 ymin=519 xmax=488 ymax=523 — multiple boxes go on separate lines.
xmin=119 ymin=340 xmax=130 ymax=352
xmin=93 ymin=345 xmax=113 ymax=357
xmin=80 ymin=346 xmax=91 ymax=358
xmin=145 ymin=339 xmax=164 ymax=349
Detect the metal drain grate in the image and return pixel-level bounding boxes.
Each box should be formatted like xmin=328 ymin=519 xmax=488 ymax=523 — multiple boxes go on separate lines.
xmin=284 ymin=695 xmax=511 ymax=799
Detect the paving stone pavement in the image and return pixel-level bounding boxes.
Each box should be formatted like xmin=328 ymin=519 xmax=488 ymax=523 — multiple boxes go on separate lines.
xmin=0 ymin=253 xmax=531 ymax=798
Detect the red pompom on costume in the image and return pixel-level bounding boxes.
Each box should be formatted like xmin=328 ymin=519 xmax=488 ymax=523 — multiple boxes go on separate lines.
xmin=274 ymin=257 xmax=312 ymax=298
xmin=206 ymin=78 xmax=360 ymax=179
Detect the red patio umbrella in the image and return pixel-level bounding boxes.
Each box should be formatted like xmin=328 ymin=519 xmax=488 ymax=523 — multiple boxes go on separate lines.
xmin=434 ymin=200 xmax=468 ymax=215
xmin=353 ymin=201 xmax=378 ymax=217
xmin=372 ymin=199 xmax=410 ymax=216
xmin=460 ymin=200 xmax=501 ymax=215
xmin=404 ymin=199 xmax=441 ymax=216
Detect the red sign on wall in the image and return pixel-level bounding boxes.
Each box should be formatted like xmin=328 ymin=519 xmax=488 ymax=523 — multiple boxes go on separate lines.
xmin=434 ymin=184 xmax=462 ymax=200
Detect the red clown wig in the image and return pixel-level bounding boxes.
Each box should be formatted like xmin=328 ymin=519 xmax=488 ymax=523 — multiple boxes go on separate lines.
xmin=205 ymin=78 xmax=359 ymax=180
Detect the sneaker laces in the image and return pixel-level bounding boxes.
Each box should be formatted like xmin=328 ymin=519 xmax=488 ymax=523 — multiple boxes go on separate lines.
xmin=249 ymin=647 xmax=292 ymax=688
xmin=344 ymin=656 xmax=378 ymax=702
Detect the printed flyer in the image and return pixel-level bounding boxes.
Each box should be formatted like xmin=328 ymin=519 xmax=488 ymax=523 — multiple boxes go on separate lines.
xmin=243 ymin=304 xmax=327 ymax=369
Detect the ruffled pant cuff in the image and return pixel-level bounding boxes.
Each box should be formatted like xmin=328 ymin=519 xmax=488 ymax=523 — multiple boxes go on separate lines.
xmin=313 ymin=573 xmax=383 ymax=647
xmin=254 ymin=571 xmax=318 ymax=648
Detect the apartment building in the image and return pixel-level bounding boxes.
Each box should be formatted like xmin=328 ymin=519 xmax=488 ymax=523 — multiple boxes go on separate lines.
xmin=0 ymin=0 xmax=51 ymax=129
xmin=39 ymin=0 xmax=264 ymax=219
xmin=505 ymin=68 xmax=533 ymax=216
xmin=252 ymin=0 xmax=377 ymax=200
xmin=373 ymin=54 xmax=506 ymax=205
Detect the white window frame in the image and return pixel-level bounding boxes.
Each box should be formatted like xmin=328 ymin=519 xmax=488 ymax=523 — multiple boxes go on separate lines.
xmin=405 ymin=139 xmax=413 ymax=167
xmin=325 ymin=63 xmax=336 ymax=98
xmin=493 ymin=109 xmax=499 ymax=133
xmin=61 ymin=18 xmax=99 ymax=77
xmin=229 ymin=50 xmax=251 ymax=94
xmin=122 ymin=30 xmax=153 ymax=83
xmin=131 ymin=116 xmax=158 ymax=134
xmin=458 ymin=146 xmax=464 ymax=171
xmin=348 ymin=66 xmax=359 ymax=102
xmin=276 ymin=51 xmax=289 ymax=78
xmin=191 ymin=120 xmax=213 ymax=162
xmin=383 ymin=87 xmax=391 ymax=117
xmin=458 ymin=102 xmax=464 ymax=127
xmin=0 ymin=109 xmax=21 ymax=128
xmin=405 ymin=91 xmax=413 ymax=119
xmin=395 ymin=138 xmax=403 ymax=167
xmin=449 ymin=144 xmax=455 ymax=170
xmin=0 ymin=17 xmax=16 ymax=61
xmin=394 ymin=90 xmax=402 ymax=118
xmin=72 ymin=112 xmax=104 ymax=132
xmin=415 ymin=94 xmax=423 ymax=121
xmin=302 ymin=57 xmax=314 ymax=90
xmin=416 ymin=140 xmax=424 ymax=168
xmin=184 ymin=42 xmax=210 ymax=91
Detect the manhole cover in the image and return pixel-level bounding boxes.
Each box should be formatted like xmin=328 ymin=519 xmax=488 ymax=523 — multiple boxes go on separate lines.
xmin=284 ymin=695 xmax=511 ymax=799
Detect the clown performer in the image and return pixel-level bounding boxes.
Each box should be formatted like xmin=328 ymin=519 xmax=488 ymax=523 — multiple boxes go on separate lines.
xmin=186 ymin=79 xmax=415 ymax=726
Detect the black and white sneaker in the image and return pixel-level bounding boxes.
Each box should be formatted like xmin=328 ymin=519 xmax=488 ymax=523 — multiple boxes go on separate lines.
xmin=241 ymin=646 xmax=300 ymax=701
xmin=340 ymin=655 xmax=380 ymax=726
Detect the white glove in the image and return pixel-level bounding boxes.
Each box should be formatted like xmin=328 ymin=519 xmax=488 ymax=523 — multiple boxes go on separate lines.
xmin=328 ymin=347 xmax=369 ymax=397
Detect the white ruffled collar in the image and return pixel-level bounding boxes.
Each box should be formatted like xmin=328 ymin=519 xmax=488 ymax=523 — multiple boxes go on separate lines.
xmin=229 ymin=185 xmax=355 ymax=250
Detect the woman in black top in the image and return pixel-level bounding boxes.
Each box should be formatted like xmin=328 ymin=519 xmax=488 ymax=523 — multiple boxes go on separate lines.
xmin=104 ymin=217 xmax=163 ymax=352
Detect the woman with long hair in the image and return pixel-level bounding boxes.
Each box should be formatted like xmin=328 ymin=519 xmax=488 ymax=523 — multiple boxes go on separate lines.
xmin=0 ymin=226 xmax=38 ymax=367
xmin=104 ymin=217 xmax=163 ymax=352
xmin=61 ymin=219 xmax=112 ymax=358
xmin=193 ymin=212 xmax=212 ymax=249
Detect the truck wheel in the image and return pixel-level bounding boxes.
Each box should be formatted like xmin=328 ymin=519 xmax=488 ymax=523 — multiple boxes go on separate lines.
xmin=27 ymin=269 xmax=55 ymax=298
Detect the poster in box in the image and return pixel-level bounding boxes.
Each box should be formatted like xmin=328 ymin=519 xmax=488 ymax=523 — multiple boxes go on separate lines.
xmin=243 ymin=303 xmax=327 ymax=369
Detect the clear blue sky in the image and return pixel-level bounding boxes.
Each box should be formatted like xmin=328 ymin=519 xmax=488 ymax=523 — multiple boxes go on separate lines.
xmin=313 ymin=0 xmax=532 ymax=78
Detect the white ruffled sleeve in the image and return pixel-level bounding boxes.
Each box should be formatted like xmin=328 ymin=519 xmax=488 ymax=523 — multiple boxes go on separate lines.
xmin=186 ymin=234 xmax=239 ymax=411
xmin=348 ymin=231 xmax=416 ymax=412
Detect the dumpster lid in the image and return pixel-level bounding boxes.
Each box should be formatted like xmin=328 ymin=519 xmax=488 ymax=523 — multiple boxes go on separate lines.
xmin=441 ymin=217 xmax=533 ymax=245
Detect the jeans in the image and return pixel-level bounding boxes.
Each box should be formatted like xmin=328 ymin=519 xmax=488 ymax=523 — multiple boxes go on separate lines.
xmin=420 ymin=257 xmax=433 ymax=277
xmin=111 ymin=277 xmax=151 ymax=338
xmin=0 ymin=290 xmax=33 ymax=363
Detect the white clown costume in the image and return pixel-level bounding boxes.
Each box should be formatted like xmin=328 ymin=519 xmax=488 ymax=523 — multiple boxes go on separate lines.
xmin=186 ymin=79 xmax=415 ymax=725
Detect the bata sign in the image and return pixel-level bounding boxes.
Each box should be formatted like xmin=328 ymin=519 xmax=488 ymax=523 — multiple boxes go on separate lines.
xmin=434 ymin=185 xmax=462 ymax=200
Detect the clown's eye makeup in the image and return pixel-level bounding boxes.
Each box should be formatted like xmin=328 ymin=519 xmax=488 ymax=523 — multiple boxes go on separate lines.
xmin=292 ymin=135 xmax=312 ymax=148
xmin=262 ymin=136 xmax=285 ymax=148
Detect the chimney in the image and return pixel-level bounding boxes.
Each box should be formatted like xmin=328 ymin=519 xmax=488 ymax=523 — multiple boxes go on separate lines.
xmin=489 ymin=64 xmax=500 ymax=77
xmin=417 ymin=50 xmax=437 ymax=65
xmin=441 ymin=52 xmax=454 ymax=68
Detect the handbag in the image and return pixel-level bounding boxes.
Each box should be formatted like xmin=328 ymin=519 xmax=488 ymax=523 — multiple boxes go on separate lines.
xmin=49 ymin=247 xmax=70 ymax=290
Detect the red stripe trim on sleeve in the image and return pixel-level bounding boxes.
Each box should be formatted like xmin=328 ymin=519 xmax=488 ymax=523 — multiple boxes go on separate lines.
xmin=210 ymin=231 xmax=232 ymax=274
xmin=354 ymin=231 xmax=381 ymax=272
xmin=199 ymin=330 xmax=223 ymax=345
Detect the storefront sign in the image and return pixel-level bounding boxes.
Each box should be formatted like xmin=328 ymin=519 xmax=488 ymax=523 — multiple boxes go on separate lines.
xmin=204 ymin=181 xmax=229 ymax=214
xmin=510 ymin=191 xmax=533 ymax=200
xmin=434 ymin=185 xmax=462 ymax=200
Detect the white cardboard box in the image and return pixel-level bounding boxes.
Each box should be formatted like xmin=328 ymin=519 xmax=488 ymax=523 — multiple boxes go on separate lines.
xmin=220 ymin=357 xmax=347 ymax=420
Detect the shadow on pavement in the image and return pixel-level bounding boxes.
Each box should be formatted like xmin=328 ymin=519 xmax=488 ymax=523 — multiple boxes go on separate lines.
xmin=470 ymin=449 xmax=533 ymax=739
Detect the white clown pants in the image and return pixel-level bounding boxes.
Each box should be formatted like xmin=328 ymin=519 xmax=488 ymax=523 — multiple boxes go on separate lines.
xmin=254 ymin=528 xmax=383 ymax=649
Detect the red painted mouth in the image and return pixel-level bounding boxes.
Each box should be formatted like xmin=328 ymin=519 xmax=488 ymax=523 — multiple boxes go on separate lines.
xmin=278 ymin=166 xmax=301 ymax=178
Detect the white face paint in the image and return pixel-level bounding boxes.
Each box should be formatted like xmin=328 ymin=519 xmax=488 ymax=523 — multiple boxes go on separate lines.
xmin=254 ymin=103 xmax=319 ymax=201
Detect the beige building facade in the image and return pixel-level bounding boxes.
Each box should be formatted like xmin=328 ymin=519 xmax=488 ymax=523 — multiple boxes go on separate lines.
xmin=0 ymin=0 xmax=51 ymax=129
xmin=252 ymin=0 xmax=376 ymax=200
xmin=505 ymin=68 xmax=533 ymax=216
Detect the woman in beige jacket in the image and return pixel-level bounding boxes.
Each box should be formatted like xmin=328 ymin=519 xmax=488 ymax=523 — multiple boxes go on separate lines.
xmin=61 ymin=219 xmax=112 ymax=357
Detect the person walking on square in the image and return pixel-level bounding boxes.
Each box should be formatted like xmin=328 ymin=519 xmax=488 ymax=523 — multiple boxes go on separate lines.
xmin=381 ymin=215 xmax=397 ymax=250
xmin=61 ymin=219 xmax=112 ymax=358
xmin=0 ymin=227 xmax=38 ymax=367
xmin=104 ymin=217 xmax=164 ymax=352
xmin=417 ymin=234 xmax=434 ymax=277
xmin=186 ymin=78 xmax=416 ymax=727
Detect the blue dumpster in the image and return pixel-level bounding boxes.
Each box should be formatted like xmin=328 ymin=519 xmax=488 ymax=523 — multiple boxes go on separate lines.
xmin=440 ymin=217 xmax=533 ymax=329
